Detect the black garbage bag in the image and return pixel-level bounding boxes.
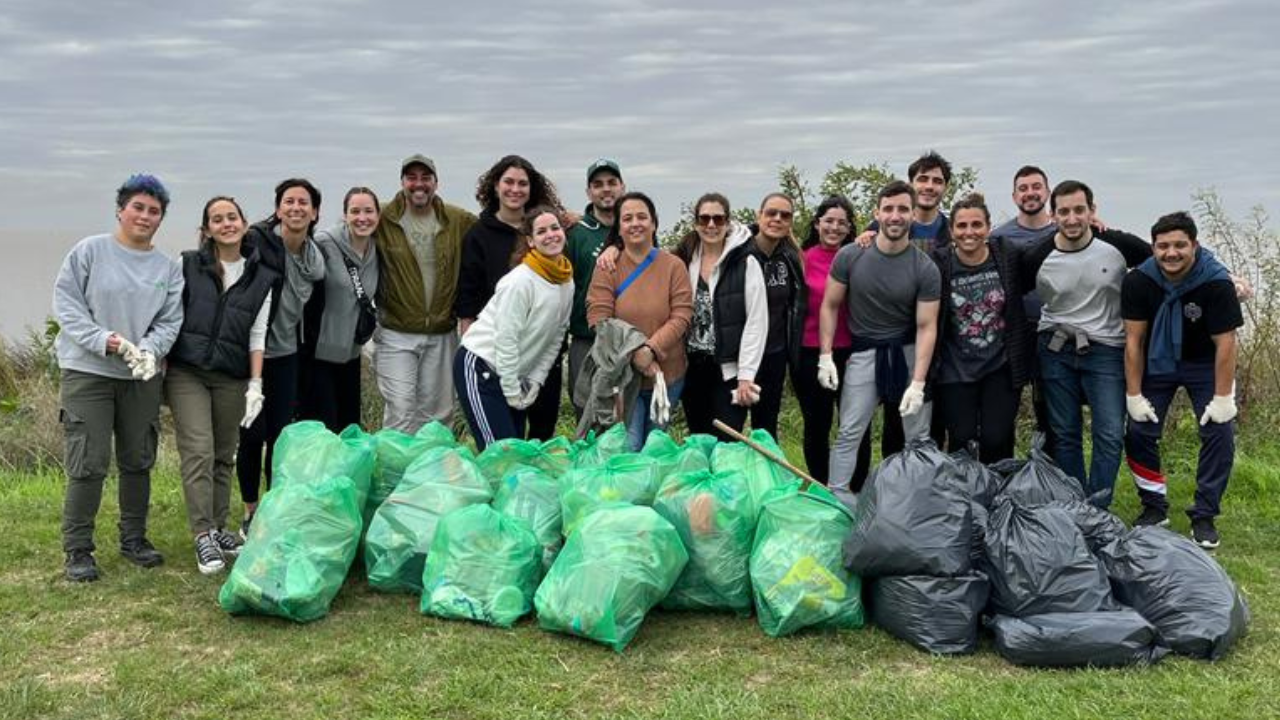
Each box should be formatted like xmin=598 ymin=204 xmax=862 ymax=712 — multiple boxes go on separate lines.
xmin=951 ymin=449 xmax=1002 ymax=510
xmin=844 ymin=439 xmax=972 ymax=578
xmin=1097 ymin=526 xmax=1250 ymax=660
xmin=984 ymin=500 xmax=1117 ymax=617
xmin=996 ymin=446 xmax=1085 ymax=507
xmin=1045 ymin=499 xmax=1127 ymax=553
xmin=987 ymin=457 xmax=1027 ymax=480
xmin=989 ymin=610 xmax=1170 ymax=668
xmin=869 ymin=573 xmax=989 ymax=655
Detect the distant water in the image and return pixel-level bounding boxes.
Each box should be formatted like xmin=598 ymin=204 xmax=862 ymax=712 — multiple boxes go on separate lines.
xmin=0 ymin=228 xmax=193 ymax=343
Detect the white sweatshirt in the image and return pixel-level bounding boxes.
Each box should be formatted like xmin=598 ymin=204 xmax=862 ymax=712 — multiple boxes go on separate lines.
xmin=461 ymin=264 xmax=573 ymax=398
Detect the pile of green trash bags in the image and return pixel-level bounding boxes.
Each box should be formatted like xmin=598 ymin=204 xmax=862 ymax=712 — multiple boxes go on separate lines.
xmin=365 ymin=446 xmax=492 ymax=593
xmin=421 ymin=505 xmax=542 ymax=628
xmin=641 ymin=430 xmax=712 ymax=478
xmin=218 ymin=474 xmax=362 ymax=623
xmin=750 ymin=482 xmax=864 ymax=637
xmin=652 ymin=469 xmax=756 ymax=614
xmin=535 ymin=503 xmax=688 ymax=651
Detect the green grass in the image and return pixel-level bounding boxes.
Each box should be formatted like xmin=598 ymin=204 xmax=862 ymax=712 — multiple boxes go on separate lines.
xmin=1 ymin=417 xmax=1276 ymax=720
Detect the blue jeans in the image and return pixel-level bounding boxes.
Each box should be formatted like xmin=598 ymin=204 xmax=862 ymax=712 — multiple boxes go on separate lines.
xmin=1037 ymin=335 xmax=1125 ymax=507
xmin=627 ymin=377 xmax=685 ymax=451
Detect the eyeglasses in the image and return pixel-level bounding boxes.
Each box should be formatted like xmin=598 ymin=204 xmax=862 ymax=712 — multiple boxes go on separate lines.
xmin=763 ymin=208 xmax=793 ymax=221
xmin=696 ymin=213 xmax=728 ymax=227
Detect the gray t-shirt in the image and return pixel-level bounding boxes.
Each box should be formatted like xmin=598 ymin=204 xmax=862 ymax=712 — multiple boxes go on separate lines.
xmin=402 ymin=209 xmax=441 ymax=309
xmin=991 ymin=218 xmax=1055 ymax=249
xmin=1036 ymin=236 xmax=1132 ymax=347
xmin=829 ymin=241 xmax=941 ymax=341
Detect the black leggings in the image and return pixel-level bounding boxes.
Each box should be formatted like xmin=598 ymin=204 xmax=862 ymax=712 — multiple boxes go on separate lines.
xmin=523 ymin=352 xmax=563 ymax=441
xmin=682 ymin=353 xmax=744 ymax=441
xmin=934 ymin=364 xmax=1020 ymax=462
xmin=793 ymin=347 xmax=850 ymax=484
xmin=237 ymin=353 xmax=300 ymax=504
xmin=302 ymin=357 xmax=362 ymax=432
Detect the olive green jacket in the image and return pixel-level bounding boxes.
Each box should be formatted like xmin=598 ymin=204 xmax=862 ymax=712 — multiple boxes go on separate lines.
xmin=375 ymin=192 xmax=477 ymax=334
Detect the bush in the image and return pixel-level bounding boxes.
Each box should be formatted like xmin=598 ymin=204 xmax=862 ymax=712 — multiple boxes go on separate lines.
xmin=0 ymin=320 xmax=63 ymax=471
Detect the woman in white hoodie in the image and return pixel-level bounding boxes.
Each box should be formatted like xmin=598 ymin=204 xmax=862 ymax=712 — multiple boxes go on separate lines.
xmin=671 ymin=193 xmax=768 ymax=439
xmin=453 ymin=205 xmax=573 ymax=451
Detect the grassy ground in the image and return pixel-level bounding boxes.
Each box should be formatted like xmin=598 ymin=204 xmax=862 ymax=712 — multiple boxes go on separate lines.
xmin=1 ymin=413 xmax=1277 ymax=720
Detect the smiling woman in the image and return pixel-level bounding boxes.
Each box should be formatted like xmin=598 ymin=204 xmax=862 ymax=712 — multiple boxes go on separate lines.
xmin=52 ymin=174 xmax=184 ymax=582
xmin=453 ymin=205 xmax=573 ymax=451
xmin=455 ymin=155 xmax=564 ymax=440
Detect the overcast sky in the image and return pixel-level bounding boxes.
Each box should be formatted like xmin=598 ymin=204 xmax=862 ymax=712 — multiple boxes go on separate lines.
xmin=2 ymin=0 xmax=1278 ymax=246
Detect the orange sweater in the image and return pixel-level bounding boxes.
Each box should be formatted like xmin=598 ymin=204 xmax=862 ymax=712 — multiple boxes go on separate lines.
xmin=586 ymin=248 xmax=693 ymax=382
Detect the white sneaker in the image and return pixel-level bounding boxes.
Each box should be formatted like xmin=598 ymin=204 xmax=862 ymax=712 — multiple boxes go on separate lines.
xmin=195 ymin=532 xmax=226 ymax=575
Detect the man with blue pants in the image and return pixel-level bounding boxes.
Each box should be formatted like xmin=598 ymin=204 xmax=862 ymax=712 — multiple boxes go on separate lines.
xmin=1122 ymin=211 xmax=1241 ymax=549
xmin=1019 ymin=180 xmax=1150 ymax=507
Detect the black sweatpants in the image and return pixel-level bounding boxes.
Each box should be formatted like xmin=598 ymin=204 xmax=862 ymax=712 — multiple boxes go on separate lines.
xmin=303 ymin=357 xmax=363 ymax=432
xmin=682 ymin=352 xmax=746 ymax=441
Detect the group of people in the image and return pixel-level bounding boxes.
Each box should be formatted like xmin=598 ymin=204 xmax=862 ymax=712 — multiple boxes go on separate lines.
xmin=52 ymin=151 xmax=1244 ymax=583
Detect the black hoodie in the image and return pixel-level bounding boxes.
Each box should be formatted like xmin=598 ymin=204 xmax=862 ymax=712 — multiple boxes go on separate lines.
xmin=454 ymin=209 xmax=521 ymax=320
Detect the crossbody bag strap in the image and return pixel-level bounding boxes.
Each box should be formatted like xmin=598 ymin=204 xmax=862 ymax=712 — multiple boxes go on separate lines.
xmin=615 ymin=248 xmax=658 ymax=299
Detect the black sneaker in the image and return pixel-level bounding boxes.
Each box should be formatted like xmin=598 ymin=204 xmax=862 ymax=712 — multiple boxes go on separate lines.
xmin=212 ymin=528 xmax=243 ymax=557
xmin=1134 ymin=506 xmax=1170 ymax=528
xmin=65 ymin=549 xmax=100 ymax=582
xmin=195 ymin=531 xmax=226 ymax=575
xmin=120 ymin=537 xmax=165 ymax=568
xmin=1191 ymin=517 xmax=1220 ymax=549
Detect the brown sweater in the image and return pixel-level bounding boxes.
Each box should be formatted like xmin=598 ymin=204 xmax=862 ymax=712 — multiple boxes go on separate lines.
xmin=586 ymin=248 xmax=693 ymax=382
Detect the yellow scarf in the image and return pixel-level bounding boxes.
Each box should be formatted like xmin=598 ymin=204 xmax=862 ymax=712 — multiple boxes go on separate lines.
xmin=523 ymin=248 xmax=573 ymax=284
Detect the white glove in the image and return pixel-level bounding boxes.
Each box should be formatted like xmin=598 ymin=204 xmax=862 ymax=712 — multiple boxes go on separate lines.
xmin=1200 ymin=395 xmax=1238 ymax=425
xmin=898 ymin=380 xmax=926 ymax=416
xmin=129 ymin=349 xmax=159 ymax=381
xmin=650 ymin=371 xmax=671 ymax=426
xmin=731 ymin=381 xmax=761 ymax=406
xmin=817 ymin=353 xmax=839 ymax=391
xmin=1126 ymin=394 xmax=1159 ymax=423
xmin=509 ymin=380 xmax=540 ymax=411
xmin=115 ymin=336 xmax=141 ymax=361
xmin=240 ymin=378 xmax=264 ymax=428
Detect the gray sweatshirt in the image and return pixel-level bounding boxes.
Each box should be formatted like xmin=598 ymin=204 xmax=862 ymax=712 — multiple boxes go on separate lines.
xmin=264 ymin=228 xmax=324 ymax=359
xmin=312 ymin=223 xmax=379 ymax=363
xmin=53 ymin=233 xmax=184 ymax=379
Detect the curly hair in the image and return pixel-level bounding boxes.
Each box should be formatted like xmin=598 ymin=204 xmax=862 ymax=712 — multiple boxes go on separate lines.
xmin=474 ymin=155 xmax=561 ymax=214
xmin=116 ymin=173 xmax=170 ymax=215
xmin=802 ymin=195 xmax=857 ymax=250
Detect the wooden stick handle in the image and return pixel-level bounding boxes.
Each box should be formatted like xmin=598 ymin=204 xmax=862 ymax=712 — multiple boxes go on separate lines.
xmin=712 ymin=420 xmax=815 ymax=490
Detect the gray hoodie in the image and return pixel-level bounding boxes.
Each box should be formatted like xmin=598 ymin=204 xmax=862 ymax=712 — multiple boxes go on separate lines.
xmin=312 ymin=223 xmax=379 ymax=363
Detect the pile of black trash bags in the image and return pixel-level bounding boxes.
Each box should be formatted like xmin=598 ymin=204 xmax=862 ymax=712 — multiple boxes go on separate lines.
xmin=843 ymin=438 xmax=1250 ymax=667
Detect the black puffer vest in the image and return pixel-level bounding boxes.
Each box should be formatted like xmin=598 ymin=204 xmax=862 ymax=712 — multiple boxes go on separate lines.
xmin=170 ymin=245 xmax=279 ymax=378
xmin=712 ymin=241 xmax=753 ymax=364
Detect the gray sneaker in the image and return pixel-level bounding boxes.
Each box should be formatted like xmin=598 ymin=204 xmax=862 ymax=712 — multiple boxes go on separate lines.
xmin=65 ymin=549 xmax=100 ymax=582
xmin=213 ymin=528 xmax=243 ymax=557
xmin=195 ymin=532 xmax=226 ymax=575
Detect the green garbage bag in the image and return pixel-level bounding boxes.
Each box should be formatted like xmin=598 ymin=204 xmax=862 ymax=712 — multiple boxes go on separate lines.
xmin=364 ymin=446 xmax=492 ymax=593
xmin=571 ymin=423 xmax=630 ymax=469
xmin=421 ymin=505 xmax=543 ymax=627
xmin=653 ymin=469 xmax=756 ymax=614
xmin=476 ymin=438 xmax=571 ymax=490
xmin=642 ymin=430 xmax=712 ymax=479
xmin=751 ymin=482 xmax=864 ymax=637
xmin=369 ymin=422 xmax=457 ymax=518
xmin=682 ymin=433 xmax=719 ymax=461
xmin=492 ymin=466 xmax=564 ymax=571
xmin=712 ymin=429 xmax=795 ymax=518
xmin=535 ymin=503 xmax=688 ymax=652
xmin=559 ymin=453 xmax=661 ymax=537
xmin=218 ymin=475 xmax=361 ymax=623
xmin=540 ymin=435 xmax=577 ymax=467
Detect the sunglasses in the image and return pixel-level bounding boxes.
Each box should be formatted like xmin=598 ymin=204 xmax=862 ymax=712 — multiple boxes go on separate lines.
xmin=763 ymin=208 xmax=794 ymax=221
xmin=696 ymin=213 xmax=728 ymax=227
